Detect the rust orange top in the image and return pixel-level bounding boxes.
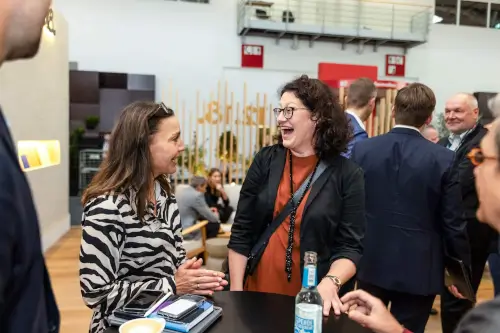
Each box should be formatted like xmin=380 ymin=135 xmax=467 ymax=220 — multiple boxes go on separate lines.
xmin=245 ymin=152 xmax=318 ymax=296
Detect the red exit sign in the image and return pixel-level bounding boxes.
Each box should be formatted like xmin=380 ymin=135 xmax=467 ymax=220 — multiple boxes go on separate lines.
xmin=385 ymin=55 xmax=405 ymax=77
xmin=241 ymin=44 xmax=264 ymax=68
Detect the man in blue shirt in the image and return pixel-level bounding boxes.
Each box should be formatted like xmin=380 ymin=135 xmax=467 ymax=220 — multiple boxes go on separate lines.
xmin=0 ymin=1 xmax=59 ymax=332
xmin=343 ymin=78 xmax=377 ymax=158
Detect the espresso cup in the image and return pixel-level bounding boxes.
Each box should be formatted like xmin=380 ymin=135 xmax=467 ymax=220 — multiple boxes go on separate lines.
xmin=118 ymin=318 xmax=166 ymax=333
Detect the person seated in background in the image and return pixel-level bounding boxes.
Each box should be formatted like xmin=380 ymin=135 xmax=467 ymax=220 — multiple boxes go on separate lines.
xmin=422 ymin=124 xmax=440 ymax=143
xmin=228 ymin=75 xmax=366 ymax=316
xmin=204 ymin=168 xmax=235 ymax=223
xmin=177 ymin=176 xmax=221 ymax=239
xmin=343 ymin=77 xmax=377 ymax=158
xmin=341 ymin=117 xmax=500 ymax=333
xmin=79 ymin=101 xmax=227 ymax=333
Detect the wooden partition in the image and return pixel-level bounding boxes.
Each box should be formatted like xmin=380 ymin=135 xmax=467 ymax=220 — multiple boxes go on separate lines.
xmin=162 ymin=81 xmax=277 ymax=185
xmin=162 ymin=80 xmax=405 ymax=185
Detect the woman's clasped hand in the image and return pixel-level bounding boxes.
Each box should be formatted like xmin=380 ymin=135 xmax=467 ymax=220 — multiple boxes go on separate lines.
xmin=317 ymin=278 xmax=343 ymax=316
xmin=175 ymin=257 xmax=228 ymax=296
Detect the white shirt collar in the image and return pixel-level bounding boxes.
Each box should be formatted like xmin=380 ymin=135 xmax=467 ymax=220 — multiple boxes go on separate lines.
xmin=393 ymin=124 xmax=422 ymax=133
xmin=345 ymin=110 xmax=366 ymax=131
xmin=449 ymin=126 xmax=475 ymax=142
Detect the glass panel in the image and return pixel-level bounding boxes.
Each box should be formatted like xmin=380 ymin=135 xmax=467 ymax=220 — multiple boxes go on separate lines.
xmin=459 ymin=0 xmax=487 ymax=27
xmin=435 ymin=0 xmax=458 ymax=25
xmin=490 ymin=3 xmax=500 ymax=29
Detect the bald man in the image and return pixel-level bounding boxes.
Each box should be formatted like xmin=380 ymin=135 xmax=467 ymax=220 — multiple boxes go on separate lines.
xmin=422 ymin=125 xmax=440 ymax=143
xmin=0 ymin=0 xmax=59 ymax=332
xmin=438 ymin=93 xmax=496 ymax=333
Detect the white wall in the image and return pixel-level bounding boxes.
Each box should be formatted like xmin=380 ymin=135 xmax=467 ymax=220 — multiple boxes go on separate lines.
xmin=54 ymin=0 xmax=408 ymax=105
xmin=0 ymin=11 xmax=70 ymax=251
xmin=406 ymin=24 xmax=500 ymax=114
xmin=54 ymin=0 xmax=411 ymax=160
xmin=54 ymin=0 xmax=500 ymax=157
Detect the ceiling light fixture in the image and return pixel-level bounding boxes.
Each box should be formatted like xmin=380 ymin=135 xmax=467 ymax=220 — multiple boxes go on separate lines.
xmin=433 ymin=15 xmax=443 ymax=24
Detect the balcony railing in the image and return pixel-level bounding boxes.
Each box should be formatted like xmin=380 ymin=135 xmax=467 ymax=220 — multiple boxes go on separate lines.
xmin=238 ymin=0 xmax=432 ymax=42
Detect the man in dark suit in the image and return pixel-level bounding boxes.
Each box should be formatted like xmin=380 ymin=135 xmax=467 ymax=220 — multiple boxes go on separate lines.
xmin=351 ymin=83 xmax=471 ymax=333
xmin=0 ymin=1 xmax=59 ymax=332
xmin=343 ymin=78 xmax=377 ymax=158
xmin=438 ymin=93 xmax=497 ymax=333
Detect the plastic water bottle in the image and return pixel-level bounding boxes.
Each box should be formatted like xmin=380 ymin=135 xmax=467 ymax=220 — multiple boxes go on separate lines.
xmin=294 ymin=251 xmax=323 ymax=333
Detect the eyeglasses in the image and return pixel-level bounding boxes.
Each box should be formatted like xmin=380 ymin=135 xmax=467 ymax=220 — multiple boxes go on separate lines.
xmin=148 ymin=102 xmax=174 ymax=131
xmin=467 ymin=148 xmax=497 ymax=166
xmin=273 ymin=107 xmax=308 ymax=120
xmin=156 ymin=102 xmax=174 ymax=116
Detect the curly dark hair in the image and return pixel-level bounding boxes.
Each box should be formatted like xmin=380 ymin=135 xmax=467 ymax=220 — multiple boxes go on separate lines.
xmin=275 ymin=75 xmax=352 ymax=158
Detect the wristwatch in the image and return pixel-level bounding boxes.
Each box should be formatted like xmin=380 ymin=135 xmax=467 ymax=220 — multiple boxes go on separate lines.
xmin=324 ymin=275 xmax=342 ymax=290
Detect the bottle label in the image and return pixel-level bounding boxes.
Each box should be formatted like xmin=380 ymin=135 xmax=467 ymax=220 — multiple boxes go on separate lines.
xmin=295 ymin=303 xmax=322 ymax=333
xmin=302 ymin=265 xmax=317 ymax=287
xmin=295 ymin=315 xmax=315 ymax=333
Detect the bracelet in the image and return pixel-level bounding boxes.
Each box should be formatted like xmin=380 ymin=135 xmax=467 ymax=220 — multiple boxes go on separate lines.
xmin=324 ymin=275 xmax=342 ymax=291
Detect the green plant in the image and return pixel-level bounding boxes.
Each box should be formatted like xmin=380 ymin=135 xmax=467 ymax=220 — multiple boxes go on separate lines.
xmin=217 ymin=130 xmax=238 ymax=161
xmin=85 ymin=116 xmax=100 ymax=130
xmin=178 ymin=145 xmax=207 ymax=176
xmin=177 ymin=132 xmax=207 ymax=176
xmin=69 ymin=127 xmax=84 ymax=164
xmin=433 ymin=111 xmax=449 ymax=138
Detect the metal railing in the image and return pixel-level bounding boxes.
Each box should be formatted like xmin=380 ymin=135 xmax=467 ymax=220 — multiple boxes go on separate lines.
xmin=237 ymin=0 xmax=432 ymax=39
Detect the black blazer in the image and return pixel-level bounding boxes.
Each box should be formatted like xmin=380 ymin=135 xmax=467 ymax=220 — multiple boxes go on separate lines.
xmin=227 ymin=144 xmax=366 ymax=286
xmin=0 ymin=110 xmax=60 ymax=333
xmin=438 ymin=125 xmax=497 ymax=251
xmin=352 ymin=127 xmax=471 ymax=296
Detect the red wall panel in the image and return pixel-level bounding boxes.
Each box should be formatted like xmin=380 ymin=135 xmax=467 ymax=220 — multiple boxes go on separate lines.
xmin=318 ymin=63 xmax=378 ymax=82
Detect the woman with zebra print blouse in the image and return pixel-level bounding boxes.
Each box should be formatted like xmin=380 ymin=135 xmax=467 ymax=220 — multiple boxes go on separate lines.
xmin=79 ymin=101 xmax=228 ymax=333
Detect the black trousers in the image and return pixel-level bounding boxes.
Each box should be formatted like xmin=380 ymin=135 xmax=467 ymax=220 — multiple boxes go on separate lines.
xmin=216 ymin=204 xmax=234 ymax=224
xmin=206 ymin=222 xmax=220 ymax=239
xmin=358 ymin=281 xmax=435 ymax=333
xmin=440 ymin=242 xmax=492 ymax=333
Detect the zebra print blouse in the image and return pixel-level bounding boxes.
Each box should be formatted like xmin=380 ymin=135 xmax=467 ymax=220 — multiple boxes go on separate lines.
xmin=79 ymin=182 xmax=186 ymax=333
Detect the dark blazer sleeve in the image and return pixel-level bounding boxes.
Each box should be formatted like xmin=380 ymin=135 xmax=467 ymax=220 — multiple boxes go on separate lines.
xmin=440 ymin=159 xmax=471 ymax=268
xmin=227 ymin=149 xmax=266 ymax=256
xmin=344 ymin=138 xmax=355 ymax=158
xmin=438 ymin=137 xmax=448 ymax=147
xmin=329 ymin=165 xmax=366 ymax=267
xmin=344 ymin=129 xmax=368 ymax=159
xmin=0 ymin=158 xmax=15 ymax=316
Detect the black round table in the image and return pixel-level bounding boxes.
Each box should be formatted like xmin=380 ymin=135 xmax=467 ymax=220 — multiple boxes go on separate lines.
xmin=105 ymin=291 xmax=374 ymax=333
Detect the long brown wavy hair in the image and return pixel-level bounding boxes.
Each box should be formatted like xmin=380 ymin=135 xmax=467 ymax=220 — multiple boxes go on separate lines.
xmin=81 ymin=101 xmax=174 ymax=222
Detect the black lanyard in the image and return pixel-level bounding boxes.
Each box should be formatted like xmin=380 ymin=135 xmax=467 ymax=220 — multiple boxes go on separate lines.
xmin=284 ymin=149 xmax=319 ymax=282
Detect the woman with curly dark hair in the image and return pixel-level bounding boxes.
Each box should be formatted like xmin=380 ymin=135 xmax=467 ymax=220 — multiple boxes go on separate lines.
xmin=227 ymin=75 xmax=366 ymax=316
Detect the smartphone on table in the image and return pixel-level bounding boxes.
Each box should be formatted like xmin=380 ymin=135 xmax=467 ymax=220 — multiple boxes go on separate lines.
xmin=158 ymin=295 xmax=205 ymax=320
xmin=122 ymin=289 xmax=168 ymax=316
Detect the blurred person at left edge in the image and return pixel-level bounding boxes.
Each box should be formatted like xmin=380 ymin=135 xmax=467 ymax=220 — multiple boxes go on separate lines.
xmin=0 ymin=1 xmax=59 ymax=333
